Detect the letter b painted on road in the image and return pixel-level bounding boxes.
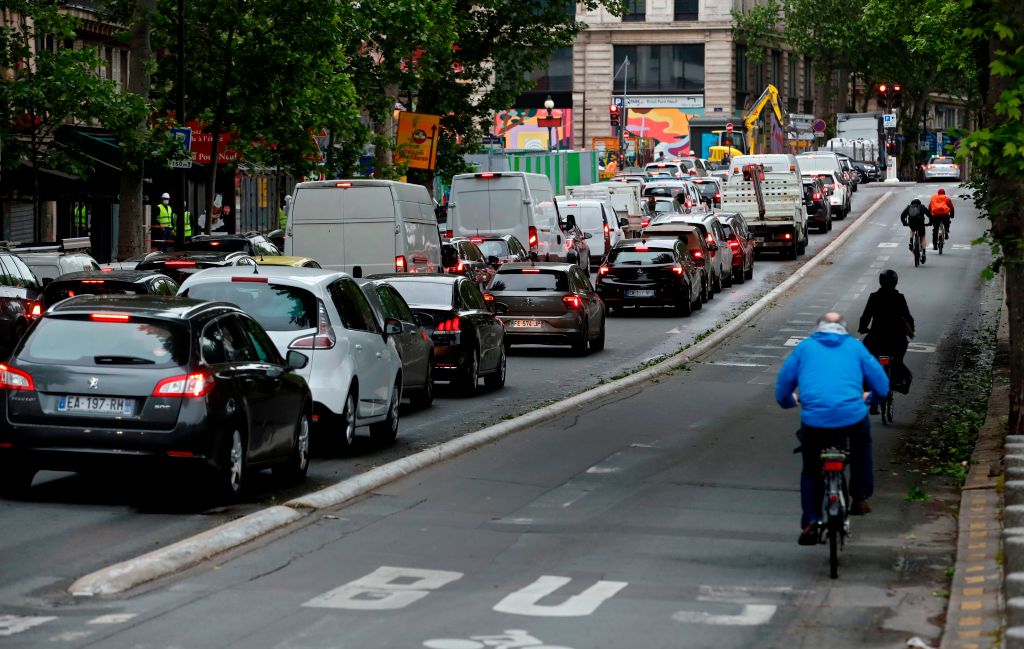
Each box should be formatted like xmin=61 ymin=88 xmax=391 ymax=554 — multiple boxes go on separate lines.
xmin=303 ymin=566 xmax=464 ymax=610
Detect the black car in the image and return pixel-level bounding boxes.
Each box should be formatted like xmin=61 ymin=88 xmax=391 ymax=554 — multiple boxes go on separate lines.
xmin=691 ymin=178 xmax=723 ymax=209
xmin=0 ymin=295 xmax=312 ymax=499
xmin=471 ymin=235 xmax=531 ymax=269
xmin=851 ymin=160 xmax=882 ymax=183
xmin=371 ymin=274 xmax=505 ymax=396
xmin=595 ymin=238 xmax=703 ymax=316
xmin=802 ymin=177 xmax=832 ymax=233
xmin=358 ymin=278 xmax=436 ymax=408
xmin=136 ymin=250 xmax=257 ymax=284
xmin=0 ymin=251 xmax=43 ymax=353
xmin=442 ymin=238 xmax=496 ymax=288
xmin=39 ymin=270 xmax=180 ymax=310
xmin=186 ymin=232 xmax=281 ymax=258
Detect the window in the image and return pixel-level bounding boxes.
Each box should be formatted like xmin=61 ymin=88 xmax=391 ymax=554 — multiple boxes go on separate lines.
xmin=674 ymin=0 xmax=698 ymax=20
xmin=200 ymin=322 xmax=228 ymax=365
xmin=238 ymin=315 xmax=282 ymax=364
xmin=803 ymin=56 xmax=813 ymax=99
xmin=526 ymin=47 xmax=573 ymax=91
xmin=383 ymin=286 xmax=416 ymax=322
xmin=736 ymin=45 xmax=748 ymax=92
xmin=787 ymin=55 xmax=797 ymax=97
xmin=771 ymin=51 xmax=782 ymax=87
xmin=329 ymin=279 xmax=380 ymax=333
xmin=613 ymin=45 xmax=704 ymax=93
xmin=374 ymin=285 xmax=402 ymax=320
xmin=184 ymin=282 xmax=318 ymax=332
xmin=217 ymin=317 xmax=259 ymax=362
xmin=7 ymin=256 xmax=40 ymax=289
xmin=24 ymin=317 xmax=186 ymax=367
xmin=458 ymin=280 xmax=488 ymax=311
xmin=622 ymin=0 xmax=645 ymax=21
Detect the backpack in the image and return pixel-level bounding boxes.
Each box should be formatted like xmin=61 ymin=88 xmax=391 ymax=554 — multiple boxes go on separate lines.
xmin=930 ymin=195 xmax=950 ymax=216
xmin=906 ymin=204 xmax=925 ymax=227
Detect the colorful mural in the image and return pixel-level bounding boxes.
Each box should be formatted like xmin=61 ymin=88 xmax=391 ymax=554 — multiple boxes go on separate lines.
xmin=625 ymin=107 xmax=705 ymax=159
xmin=494 ymin=109 xmax=574 ymax=150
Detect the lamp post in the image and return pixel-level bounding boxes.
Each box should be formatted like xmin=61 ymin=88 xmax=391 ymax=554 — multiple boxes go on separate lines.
xmin=538 ymin=95 xmax=562 ymax=151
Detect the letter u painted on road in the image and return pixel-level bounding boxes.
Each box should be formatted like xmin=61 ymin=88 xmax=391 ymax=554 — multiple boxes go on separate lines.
xmin=493 ymin=576 xmax=628 ymax=617
xmin=303 ymin=566 xmax=464 ymax=610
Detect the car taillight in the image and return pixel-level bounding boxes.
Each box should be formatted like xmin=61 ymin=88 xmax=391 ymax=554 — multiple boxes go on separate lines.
xmin=166 ymin=260 xmax=196 ymax=268
xmin=28 ymin=302 xmax=41 ymax=318
xmin=783 ymin=233 xmax=793 ymax=240
xmin=603 ymin=223 xmax=610 ymax=236
xmin=878 ymin=357 xmax=891 ymax=366
xmin=714 ymin=192 xmax=721 ymax=201
xmin=641 ymin=217 xmax=651 ymax=228
xmin=728 ymin=239 xmax=740 ymax=250
xmin=705 ymin=232 xmax=715 ymax=246
xmin=813 ymin=192 xmax=822 ymax=200
xmin=951 ymin=164 xmax=959 ymax=169
xmin=470 ymin=237 xmax=484 ymax=243
xmin=598 ymin=265 xmax=610 ymax=275
xmin=685 ymin=201 xmax=693 ymax=209
xmin=232 ymin=276 xmax=268 ymax=283
xmin=927 ymin=165 xmax=935 ymax=169
xmin=289 ymin=300 xmax=336 ymax=350
xmin=528 ymin=226 xmax=538 ymax=249
xmin=483 ymin=293 xmax=494 ymax=303
xmin=0 ymin=364 xmax=34 ymax=391
xmin=81 ymin=280 xmax=105 ymax=284
xmin=152 ymin=371 xmax=214 ymax=398
xmin=562 ymin=295 xmax=582 ymax=309
xmin=672 ymin=263 xmax=684 ymax=275
xmin=395 ymin=255 xmax=407 ymax=272
xmin=565 ymin=240 xmax=574 ymax=250
xmin=444 ymin=230 xmax=454 ymax=239
xmin=435 ymin=317 xmax=461 ymax=332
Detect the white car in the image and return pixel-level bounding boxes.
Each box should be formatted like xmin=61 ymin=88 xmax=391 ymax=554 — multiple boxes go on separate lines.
xmin=178 ymin=266 xmax=404 ymax=450
xmin=556 ymin=198 xmax=623 ymax=265
xmin=804 ymin=172 xmax=851 ymax=219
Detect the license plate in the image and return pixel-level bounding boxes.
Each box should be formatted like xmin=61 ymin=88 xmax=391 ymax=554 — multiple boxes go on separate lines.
xmin=58 ymin=395 xmax=134 ymax=415
xmin=512 ymin=320 xmax=542 ymax=328
xmin=626 ymin=289 xmax=655 ymax=297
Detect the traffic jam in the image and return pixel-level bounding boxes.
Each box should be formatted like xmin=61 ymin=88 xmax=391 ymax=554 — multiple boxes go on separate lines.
xmin=0 ymin=152 xmax=868 ymax=501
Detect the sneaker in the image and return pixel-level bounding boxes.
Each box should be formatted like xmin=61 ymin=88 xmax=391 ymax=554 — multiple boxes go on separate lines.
xmin=798 ymin=524 xmax=819 ymax=545
xmin=851 ymin=499 xmax=872 ymax=515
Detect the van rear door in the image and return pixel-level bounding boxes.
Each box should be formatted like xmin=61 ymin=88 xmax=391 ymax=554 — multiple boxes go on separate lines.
xmin=451 ymin=175 xmax=527 ymax=240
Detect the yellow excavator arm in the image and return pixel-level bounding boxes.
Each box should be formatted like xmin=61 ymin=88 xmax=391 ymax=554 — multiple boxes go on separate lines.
xmin=743 ymin=85 xmax=785 ymax=154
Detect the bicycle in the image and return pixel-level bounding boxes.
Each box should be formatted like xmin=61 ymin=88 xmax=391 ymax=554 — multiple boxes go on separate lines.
xmin=875 ymin=355 xmax=896 ymax=425
xmin=910 ymin=231 xmax=922 ymax=267
xmin=817 ymin=447 xmax=851 ymax=579
xmin=935 ymin=222 xmax=945 ymax=255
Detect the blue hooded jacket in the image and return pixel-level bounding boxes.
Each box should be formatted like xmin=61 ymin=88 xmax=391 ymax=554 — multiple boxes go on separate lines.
xmin=775 ymin=331 xmax=890 ymax=428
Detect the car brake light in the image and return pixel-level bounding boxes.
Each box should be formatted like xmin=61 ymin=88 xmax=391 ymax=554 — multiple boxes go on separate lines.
xmin=90 ymin=313 xmax=131 ymax=322
xmin=927 ymin=165 xmax=935 ymax=169
xmin=101 ymin=267 xmax=113 ymax=272
xmin=209 ymin=241 xmax=221 ymax=246
xmin=29 ymin=302 xmax=41 ymax=317
xmin=641 ymin=217 xmax=650 ymax=228
xmin=951 ymin=164 xmax=958 ymax=169
xmin=635 ymin=245 xmax=649 ymax=251
xmin=232 ymin=276 xmax=268 ymax=283
xmin=728 ymin=240 xmax=740 ymax=250
xmin=395 ymin=255 xmax=407 ymax=272
xmin=603 ymin=223 xmax=610 ymax=236
xmin=152 ymin=371 xmax=214 ymax=398
xmin=0 ymin=364 xmax=34 ymax=391
xmin=476 ymin=173 xmax=498 ymax=179
xmin=521 ymin=268 xmax=541 ymax=273
xmin=783 ymin=233 xmax=793 ymax=240
xmin=336 ymin=182 xmax=352 ymax=187
xmin=714 ymin=193 xmax=721 ymax=200
xmin=166 ymin=260 xmax=196 ymax=268
xmin=562 ymin=295 xmax=582 ymax=309
xmin=823 ymin=461 xmax=844 ymax=472
xmin=598 ymin=265 xmax=610 ymax=275
xmin=435 ymin=317 xmax=461 ymax=332
xmin=483 ymin=293 xmax=494 ymax=303
xmin=289 ymin=300 xmax=336 ymax=350
xmin=705 ymin=232 xmax=715 ymax=245
xmin=470 ymin=237 xmax=483 ymax=243
xmin=672 ymin=263 xmax=684 ymax=275
xmin=813 ymin=192 xmax=822 ymax=200
xmin=81 ymin=280 xmax=105 ymax=284
xmin=878 ymin=357 xmax=891 ymax=366
xmin=528 ymin=226 xmax=538 ymax=249
xmin=444 ymin=230 xmax=454 ymax=239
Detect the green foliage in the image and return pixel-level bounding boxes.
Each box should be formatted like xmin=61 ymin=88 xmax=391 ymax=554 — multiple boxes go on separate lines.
xmin=905 ymin=484 xmax=930 ymax=501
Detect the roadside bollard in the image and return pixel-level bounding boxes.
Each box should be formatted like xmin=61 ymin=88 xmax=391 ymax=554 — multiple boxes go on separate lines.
xmin=1006 ymin=537 xmax=1024 ymax=576
xmin=1006 ymin=481 xmax=1024 ymax=508
xmin=1008 ymin=626 xmax=1024 ymax=649
xmin=1007 ymin=505 xmax=1024 ymax=529
xmin=1007 ymin=454 xmax=1024 ymax=468
xmin=1009 ymin=466 xmax=1024 ymax=481
xmin=1009 ymin=573 xmax=1024 ymax=600
xmin=1006 ymin=435 xmax=1024 ymax=445
xmin=1009 ymin=597 xmax=1024 ymax=629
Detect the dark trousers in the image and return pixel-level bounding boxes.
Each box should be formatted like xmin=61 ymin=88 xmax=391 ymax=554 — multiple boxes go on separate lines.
xmin=798 ymin=417 xmax=873 ymax=527
xmin=932 ymin=216 xmax=950 ymax=245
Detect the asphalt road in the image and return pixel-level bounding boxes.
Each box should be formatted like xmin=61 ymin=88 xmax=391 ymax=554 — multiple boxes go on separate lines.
xmin=0 ymin=182 xmax=983 ymax=630
xmin=0 ymin=182 xmax=997 ymax=646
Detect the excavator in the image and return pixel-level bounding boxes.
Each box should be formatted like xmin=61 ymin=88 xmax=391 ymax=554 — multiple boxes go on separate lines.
xmin=742 ymin=84 xmax=788 ymax=155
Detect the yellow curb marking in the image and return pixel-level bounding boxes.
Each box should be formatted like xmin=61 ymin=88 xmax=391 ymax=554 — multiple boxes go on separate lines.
xmin=959 ymin=630 xmax=981 ymax=639
xmin=967 ymin=554 xmax=987 ymax=561
xmin=965 ymin=575 xmax=985 ymax=584
xmin=960 ymin=643 xmax=980 ymax=649
xmin=968 ymin=543 xmax=987 ymax=550
xmin=963 ymin=588 xmax=984 ymax=596
xmin=959 ymin=616 xmax=982 ymax=626
xmin=960 ymin=601 xmax=983 ymax=611
xmin=970 ymin=523 xmax=987 ymax=530
xmin=969 ymin=531 xmax=988 ymax=539
xmin=965 ymin=565 xmax=985 ymax=573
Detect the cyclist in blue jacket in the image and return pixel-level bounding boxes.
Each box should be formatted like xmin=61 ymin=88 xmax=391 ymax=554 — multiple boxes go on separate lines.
xmin=776 ymin=311 xmax=890 ymax=546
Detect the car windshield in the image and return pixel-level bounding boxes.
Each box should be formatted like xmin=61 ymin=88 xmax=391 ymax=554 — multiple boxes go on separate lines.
xmin=608 ymin=248 xmax=675 ymax=265
xmin=185 ymin=239 xmax=248 ymax=253
xmin=388 ymin=281 xmax=453 ymax=307
xmin=489 ymin=270 xmax=568 ymax=292
xmin=183 ymin=282 xmax=317 ymax=331
xmin=476 ymin=240 xmax=510 ymax=258
xmin=20 ymin=316 xmax=187 ymax=367
xmin=43 ymin=280 xmax=143 ymax=307
xmin=644 ymin=186 xmax=684 ymax=197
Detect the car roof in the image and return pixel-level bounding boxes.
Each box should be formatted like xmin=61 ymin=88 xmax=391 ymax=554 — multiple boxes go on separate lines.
xmin=618 ymin=238 xmax=679 ymax=247
xmin=367 ymin=273 xmax=458 ymax=284
xmin=47 ymin=294 xmax=236 ymax=320
xmin=48 ymin=270 xmax=163 ymax=283
xmin=178 ymin=265 xmax=347 ymax=288
xmin=498 ymin=262 xmax=574 ymax=271
xmin=140 ymin=251 xmax=249 ymax=263
xmin=254 ymin=256 xmax=318 ymax=267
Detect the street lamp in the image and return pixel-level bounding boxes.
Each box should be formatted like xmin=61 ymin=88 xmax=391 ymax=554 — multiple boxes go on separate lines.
xmin=538 ymin=95 xmax=562 ymax=152
xmin=544 ymin=96 xmax=555 ymax=151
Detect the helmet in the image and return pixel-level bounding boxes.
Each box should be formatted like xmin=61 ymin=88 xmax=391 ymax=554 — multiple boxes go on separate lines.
xmin=879 ymin=269 xmax=898 ymax=288
xmin=910 ymin=198 xmax=922 ymax=205
xmin=161 ymin=192 xmax=171 ymax=199
xmin=938 ymin=188 xmax=946 ymax=195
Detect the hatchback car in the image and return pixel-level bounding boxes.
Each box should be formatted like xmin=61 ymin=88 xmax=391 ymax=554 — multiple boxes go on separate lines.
xmin=0 ymin=251 xmax=43 ymax=353
xmin=691 ymin=177 xmax=723 ymax=209
xmin=178 ymin=267 xmax=405 ymax=451
xmin=716 ymin=212 xmax=755 ymax=284
xmin=186 ymin=232 xmax=282 ymax=257
xmin=371 ymin=274 xmax=506 ymax=396
xmin=801 ymin=176 xmax=832 ymax=233
xmin=359 ymin=278 xmax=436 ymax=408
xmin=641 ymin=224 xmax=714 ymax=304
xmin=806 ymin=171 xmax=850 ymax=219
xmin=470 ymin=235 xmax=530 ymax=269
xmin=136 ymin=250 xmax=257 ymax=284
xmin=921 ymin=155 xmax=961 ymax=182
xmin=0 ymin=296 xmax=312 ymax=499
xmin=442 ymin=238 xmax=496 ymax=289
xmin=485 ymin=263 xmax=605 ymax=355
xmin=255 ymin=256 xmax=322 ymax=269
xmin=852 ymin=160 xmax=881 ymax=183
xmin=39 ymin=270 xmax=180 ymax=311
xmin=649 ymin=213 xmax=732 ymax=292
xmin=596 ymin=239 xmax=702 ymax=316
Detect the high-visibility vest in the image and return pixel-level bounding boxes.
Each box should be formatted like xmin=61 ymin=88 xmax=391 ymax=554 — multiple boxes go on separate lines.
xmin=183 ymin=211 xmax=192 ymax=238
xmin=74 ymin=204 xmax=88 ymax=229
xmin=157 ymin=203 xmax=174 ymax=228
xmin=278 ymin=207 xmax=287 ymax=229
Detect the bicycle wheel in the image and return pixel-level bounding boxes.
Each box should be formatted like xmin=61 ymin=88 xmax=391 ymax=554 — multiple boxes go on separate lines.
xmin=938 ymin=230 xmax=944 ymax=254
xmin=880 ymin=397 xmax=890 ymax=425
xmin=886 ymin=393 xmax=895 ymax=422
xmin=913 ymin=238 xmax=920 ymax=267
xmin=829 ymin=523 xmax=839 ymax=579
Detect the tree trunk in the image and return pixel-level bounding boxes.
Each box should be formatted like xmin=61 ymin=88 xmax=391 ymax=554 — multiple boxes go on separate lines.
xmin=204 ymin=28 xmax=235 ymax=234
xmin=118 ymin=0 xmax=156 ymax=260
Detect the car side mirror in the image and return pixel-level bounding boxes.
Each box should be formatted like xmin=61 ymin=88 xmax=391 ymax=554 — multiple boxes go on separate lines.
xmin=413 ymin=312 xmax=434 ymax=328
xmin=493 ymin=301 xmax=509 ymax=315
xmin=529 ymin=251 xmax=539 ymax=262
xmin=286 ymin=350 xmax=309 ymax=370
xmin=384 ymin=316 xmax=402 ymax=337
xmin=618 ymin=218 xmax=629 ymax=228
xmin=709 ymin=243 xmax=719 ymax=251
xmin=487 ymin=255 xmax=500 ymax=267
xmin=583 ymin=232 xmax=593 ymax=240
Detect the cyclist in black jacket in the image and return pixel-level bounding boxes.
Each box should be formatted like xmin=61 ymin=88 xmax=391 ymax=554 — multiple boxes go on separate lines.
xmin=900 ymin=199 xmax=932 ymax=263
xmin=858 ymin=270 xmax=915 ymax=412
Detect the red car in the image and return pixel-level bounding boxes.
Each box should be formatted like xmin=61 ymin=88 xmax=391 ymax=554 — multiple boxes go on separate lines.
xmin=716 ymin=212 xmax=755 ymax=284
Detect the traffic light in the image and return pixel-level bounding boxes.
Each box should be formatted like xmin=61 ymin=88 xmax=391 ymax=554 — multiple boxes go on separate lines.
xmin=876 ymin=83 xmax=888 ymax=107
xmin=892 ymin=83 xmax=902 ymax=108
xmin=609 ymin=104 xmax=621 ymax=131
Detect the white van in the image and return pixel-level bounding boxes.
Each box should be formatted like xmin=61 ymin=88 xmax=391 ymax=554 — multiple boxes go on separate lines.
xmin=728 ymin=154 xmax=800 ymax=179
xmin=447 ymin=172 xmax=565 ymax=262
xmin=556 ymin=198 xmax=623 ymax=264
xmin=286 ymin=179 xmax=441 ymax=278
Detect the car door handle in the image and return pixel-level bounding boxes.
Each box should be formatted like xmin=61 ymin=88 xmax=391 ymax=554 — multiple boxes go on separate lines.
xmin=375 ymin=352 xmax=382 ymax=359
xmin=354 ymin=344 xmax=363 ymax=351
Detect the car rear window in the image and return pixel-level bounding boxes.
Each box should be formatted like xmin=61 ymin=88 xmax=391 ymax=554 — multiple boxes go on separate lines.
xmin=644 ymin=186 xmax=684 ymax=197
xmin=43 ymin=280 xmax=143 ymax=306
xmin=183 ymin=282 xmax=317 ymax=331
xmin=609 ymin=248 xmax=676 ymax=264
xmin=932 ymin=157 xmax=955 ymax=164
xmin=489 ymin=270 xmax=568 ymax=292
xmin=388 ymin=281 xmax=453 ymax=307
xmin=185 ymin=239 xmax=248 ymax=253
xmin=476 ymin=240 xmax=510 ymax=258
xmin=693 ymin=182 xmax=717 ymax=196
xmin=20 ymin=316 xmax=187 ymax=367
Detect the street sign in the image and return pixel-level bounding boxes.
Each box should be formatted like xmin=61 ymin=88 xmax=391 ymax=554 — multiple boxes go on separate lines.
xmin=170 ymin=127 xmax=193 ymax=169
xmin=812 ymin=119 xmax=827 ymax=133
xmin=726 ymin=122 xmax=734 ymax=133
xmin=813 ymin=132 xmax=825 ymax=138
xmin=883 ymin=114 xmax=896 ymax=129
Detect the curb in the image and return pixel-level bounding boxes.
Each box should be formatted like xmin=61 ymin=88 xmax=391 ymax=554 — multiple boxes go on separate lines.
xmin=67 ymin=192 xmax=894 ymax=597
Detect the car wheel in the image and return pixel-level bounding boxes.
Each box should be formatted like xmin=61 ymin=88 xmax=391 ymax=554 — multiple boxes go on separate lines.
xmin=827 ymin=216 xmax=834 ymax=232
xmin=734 ymin=266 xmax=745 ymax=285
xmin=713 ymin=272 xmax=722 ymax=294
xmin=721 ymin=266 xmax=733 ymax=288
xmin=744 ymin=263 xmax=754 ymax=280
xmin=571 ymin=318 xmax=589 ymax=356
xmin=216 ymin=428 xmax=246 ymax=500
xmin=677 ymin=291 xmax=693 ymax=317
xmin=333 ymin=388 xmax=358 ymax=455
xmin=484 ymin=345 xmax=506 ymax=389
xmin=370 ymin=379 xmax=401 ymax=445
xmin=410 ymin=357 xmax=434 ymax=408
xmin=589 ymin=315 xmax=606 ymax=351
xmin=704 ymin=276 xmax=714 ymax=300
xmin=458 ymin=348 xmax=480 ymax=396
xmin=0 ymin=462 xmax=36 ymax=499
xmin=274 ymin=408 xmax=310 ymax=484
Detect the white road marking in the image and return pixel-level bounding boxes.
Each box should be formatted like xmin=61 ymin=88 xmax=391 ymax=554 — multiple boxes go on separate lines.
xmin=0 ymin=615 xmax=57 ymax=637
xmin=493 ymin=576 xmax=628 ymax=617
xmin=877 ymin=255 xmax=891 ymax=260
xmin=665 ymin=327 xmax=683 ymax=335
xmin=585 ymin=466 xmax=620 ymax=475
xmin=784 ymin=336 xmax=805 ymax=347
xmin=50 ymin=631 xmax=92 ymax=642
xmin=698 ymin=585 xmax=813 ymax=601
xmin=424 ymin=630 xmax=568 ymax=649
xmin=878 ymin=242 xmax=898 ymax=248
xmin=707 ymin=362 xmax=769 ymax=367
xmin=672 ymin=604 xmax=777 ymax=626
xmin=952 ymin=243 xmax=971 ymax=250
xmin=303 ymin=566 xmax=463 ymax=611
xmin=908 ymin=342 xmax=937 ymax=353
xmin=779 ymin=327 xmax=808 ymax=333
xmin=87 ymin=614 xmax=137 ymax=625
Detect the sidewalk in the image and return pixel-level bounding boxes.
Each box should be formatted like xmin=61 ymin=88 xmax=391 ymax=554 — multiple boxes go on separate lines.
xmin=940 ymin=281 xmax=1009 ymax=649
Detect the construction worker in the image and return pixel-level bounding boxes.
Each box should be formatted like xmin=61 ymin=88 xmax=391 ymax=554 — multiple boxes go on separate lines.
xmin=156 ymin=192 xmax=175 ymax=251
xmin=183 ymin=202 xmax=192 ymax=240
xmin=73 ymin=202 xmax=89 ymax=235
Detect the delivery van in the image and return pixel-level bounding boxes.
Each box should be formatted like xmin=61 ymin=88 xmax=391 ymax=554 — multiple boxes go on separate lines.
xmin=286 ymin=179 xmax=441 ymax=277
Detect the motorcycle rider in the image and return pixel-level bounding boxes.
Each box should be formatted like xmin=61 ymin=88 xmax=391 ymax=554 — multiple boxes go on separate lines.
xmin=928 ymin=188 xmax=955 ymax=249
xmin=900 ymin=198 xmax=932 ymax=263
xmin=858 ymin=270 xmax=915 ymax=413
xmin=776 ymin=312 xmax=890 ymax=546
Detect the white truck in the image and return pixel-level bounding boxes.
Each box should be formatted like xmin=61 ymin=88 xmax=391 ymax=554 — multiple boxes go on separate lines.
xmin=565 ymin=182 xmax=644 ymax=237
xmin=720 ymin=158 xmax=808 ymax=260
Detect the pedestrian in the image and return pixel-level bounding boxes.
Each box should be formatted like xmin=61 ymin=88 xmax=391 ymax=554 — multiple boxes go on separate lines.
xmin=182 ymin=202 xmax=193 ymax=240
xmin=278 ymin=197 xmax=289 ymax=231
xmin=73 ymin=202 xmax=89 ymax=236
xmin=221 ymin=203 xmax=235 ymax=234
xmin=656 ymin=151 xmax=665 ymax=162
xmin=156 ymin=192 xmax=175 ymax=251
xmin=198 ymin=209 xmax=225 ymax=233
xmin=775 ymin=312 xmax=890 ymax=546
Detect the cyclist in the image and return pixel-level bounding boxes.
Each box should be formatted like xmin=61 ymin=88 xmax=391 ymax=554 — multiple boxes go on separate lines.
xmin=928 ymin=188 xmax=954 ymax=249
xmin=858 ymin=270 xmax=915 ymax=413
xmin=900 ymin=198 xmax=932 ymax=263
xmin=776 ymin=312 xmax=890 ymax=546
